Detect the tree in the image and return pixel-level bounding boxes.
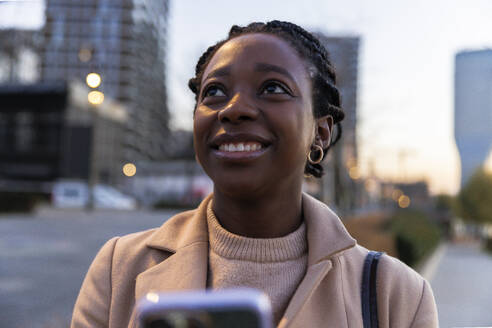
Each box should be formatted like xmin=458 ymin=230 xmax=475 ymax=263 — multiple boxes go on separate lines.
xmin=458 ymin=168 xmax=492 ymax=224
xmin=435 ymin=194 xmax=455 ymax=212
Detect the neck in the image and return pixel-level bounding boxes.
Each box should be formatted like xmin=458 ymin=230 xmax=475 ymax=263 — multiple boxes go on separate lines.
xmin=212 ymin=182 xmax=304 ymax=238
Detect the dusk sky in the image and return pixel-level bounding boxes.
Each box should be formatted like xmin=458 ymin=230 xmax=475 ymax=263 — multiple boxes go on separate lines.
xmin=2 ymin=0 xmax=492 ymax=194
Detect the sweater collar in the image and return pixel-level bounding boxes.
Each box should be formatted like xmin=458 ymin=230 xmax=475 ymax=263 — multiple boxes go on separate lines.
xmin=146 ymin=192 xmax=356 ymax=265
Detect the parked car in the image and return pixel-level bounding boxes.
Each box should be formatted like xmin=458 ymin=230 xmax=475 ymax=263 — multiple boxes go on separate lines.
xmin=52 ymin=181 xmax=137 ymax=210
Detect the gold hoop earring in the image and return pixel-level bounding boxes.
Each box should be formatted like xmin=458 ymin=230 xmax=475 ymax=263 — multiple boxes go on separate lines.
xmin=308 ymin=145 xmax=324 ymax=164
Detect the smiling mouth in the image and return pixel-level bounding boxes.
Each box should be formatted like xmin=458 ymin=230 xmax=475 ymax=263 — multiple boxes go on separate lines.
xmin=218 ymin=142 xmax=263 ymax=152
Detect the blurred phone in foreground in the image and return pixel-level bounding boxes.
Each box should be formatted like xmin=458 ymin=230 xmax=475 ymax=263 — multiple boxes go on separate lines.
xmin=137 ymin=288 xmax=272 ymax=328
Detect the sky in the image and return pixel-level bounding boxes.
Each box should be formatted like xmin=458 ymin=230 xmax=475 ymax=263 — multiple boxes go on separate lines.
xmin=2 ymin=0 xmax=492 ymax=195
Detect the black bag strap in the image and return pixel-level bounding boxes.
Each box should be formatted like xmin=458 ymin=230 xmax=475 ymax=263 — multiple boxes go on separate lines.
xmin=361 ymin=251 xmax=384 ymax=328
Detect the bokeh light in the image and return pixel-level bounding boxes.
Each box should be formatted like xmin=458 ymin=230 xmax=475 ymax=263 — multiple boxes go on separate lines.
xmin=123 ymin=163 xmax=137 ymax=177
xmin=348 ymin=166 xmax=360 ymax=180
xmin=86 ymin=72 xmax=101 ymax=88
xmin=364 ymin=178 xmax=378 ymax=193
xmin=398 ymin=195 xmax=411 ymax=208
xmin=78 ymin=48 xmax=92 ymax=62
xmin=87 ymin=90 xmax=104 ymax=105
xmin=391 ymin=189 xmax=403 ymax=201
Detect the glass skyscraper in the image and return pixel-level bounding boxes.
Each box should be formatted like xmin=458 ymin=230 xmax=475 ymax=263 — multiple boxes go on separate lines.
xmin=40 ymin=0 xmax=170 ymax=162
xmin=454 ymin=49 xmax=492 ymax=186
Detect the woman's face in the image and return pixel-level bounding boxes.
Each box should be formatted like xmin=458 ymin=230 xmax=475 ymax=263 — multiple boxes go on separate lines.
xmin=193 ymin=33 xmax=316 ymax=196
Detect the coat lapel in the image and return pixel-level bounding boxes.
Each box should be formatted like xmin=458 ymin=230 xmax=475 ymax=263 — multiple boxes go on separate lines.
xmin=134 ymin=194 xmax=213 ymax=301
xmin=279 ymin=193 xmax=356 ymax=327
xmin=278 ymin=259 xmax=333 ymax=328
xmin=134 ymin=241 xmax=209 ymax=300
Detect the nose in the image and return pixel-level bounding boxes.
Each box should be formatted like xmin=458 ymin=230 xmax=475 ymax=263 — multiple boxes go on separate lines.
xmin=218 ymin=93 xmax=258 ymax=124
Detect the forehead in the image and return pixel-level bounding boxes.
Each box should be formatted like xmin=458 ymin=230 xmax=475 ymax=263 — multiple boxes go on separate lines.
xmin=201 ymin=33 xmax=309 ymax=83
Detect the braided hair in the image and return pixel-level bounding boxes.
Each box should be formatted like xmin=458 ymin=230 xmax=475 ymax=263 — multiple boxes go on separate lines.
xmin=188 ymin=20 xmax=344 ymax=178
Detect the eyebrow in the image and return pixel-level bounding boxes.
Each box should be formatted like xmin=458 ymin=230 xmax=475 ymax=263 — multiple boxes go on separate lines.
xmin=203 ymin=63 xmax=295 ymax=82
xmin=254 ymin=63 xmax=295 ymax=82
xmin=203 ymin=66 xmax=231 ymax=80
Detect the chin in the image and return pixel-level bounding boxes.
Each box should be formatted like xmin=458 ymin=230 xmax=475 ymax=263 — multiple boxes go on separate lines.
xmin=212 ymin=176 xmax=266 ymax=199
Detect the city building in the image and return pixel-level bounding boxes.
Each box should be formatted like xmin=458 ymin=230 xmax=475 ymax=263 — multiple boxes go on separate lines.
xmin=40 ymin=0 xmax=170 ymax=162
xmin=313 ymin=33 xmax=360 ymax=213
xmin=455 ymin=49 xmax=492 ymax=187
xmin=0 ymin=81 xmax=127 ymax=194
xmin=0 ymin=29 xmax=41 ymax=84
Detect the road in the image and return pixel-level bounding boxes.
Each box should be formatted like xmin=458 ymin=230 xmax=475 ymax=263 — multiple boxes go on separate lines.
xmin=0 ymin=208 xmax=178 ymax=328
xmin=431 ymin=241 xmax=492 ymax=327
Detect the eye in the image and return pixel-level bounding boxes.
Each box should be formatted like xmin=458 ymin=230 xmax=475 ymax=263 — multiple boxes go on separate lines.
xmin=260 ymin=81 xmax=291 ymax=95
xmin=203 ymin=85 xmax=226 ymax=98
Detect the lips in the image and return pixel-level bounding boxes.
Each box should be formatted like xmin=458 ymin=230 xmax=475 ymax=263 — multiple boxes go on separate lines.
xmin=209 ymin=133 xmax=271 ymax=160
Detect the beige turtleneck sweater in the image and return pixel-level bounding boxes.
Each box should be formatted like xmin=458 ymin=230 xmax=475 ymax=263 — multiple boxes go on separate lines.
xmin=206 ymin=201 xmax=308 ymax=324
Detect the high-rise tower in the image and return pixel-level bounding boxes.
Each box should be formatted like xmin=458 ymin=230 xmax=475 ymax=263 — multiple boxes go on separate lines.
xmin=314 ymin=34 xmax=360 ymax=211
xmin=454 ymin=49 xmax=492 ymax=186
xmin=40 ymin=0 xmax=170 ymax=162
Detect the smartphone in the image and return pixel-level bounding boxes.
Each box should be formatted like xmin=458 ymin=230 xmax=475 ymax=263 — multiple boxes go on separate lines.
xmin=137 ymin=288 xmax=272 ymax=328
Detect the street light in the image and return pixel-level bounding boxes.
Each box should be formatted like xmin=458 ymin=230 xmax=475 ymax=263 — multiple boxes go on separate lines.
xmin=398 ymin=195 xmax=411 ymax=208
xmin=86 ymin=72 xmax=101 ymax=88
xmin=88 ymin=90 xmax=104 ymax=105
xmin=78 ymin=48 xmax=92 ymax=62
xmin=85 ymin=74 xmax=102 ymax=211
xmin=123 ymin=163 xmax=137 ymax=177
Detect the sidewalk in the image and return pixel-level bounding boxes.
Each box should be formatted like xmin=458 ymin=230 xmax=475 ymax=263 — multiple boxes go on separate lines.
xmin=418 ymin=242 xmax=448 ymax=282
xmin=429 ymin=241 xmax=492 ymax=327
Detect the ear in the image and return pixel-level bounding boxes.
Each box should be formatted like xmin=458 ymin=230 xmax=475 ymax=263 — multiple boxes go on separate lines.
xmin=315 ymin=115 xmax=333 ymax=148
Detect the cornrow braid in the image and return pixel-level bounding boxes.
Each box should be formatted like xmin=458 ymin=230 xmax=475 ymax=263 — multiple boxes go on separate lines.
xmin=188 ymin=20 xmax=345 ymax=178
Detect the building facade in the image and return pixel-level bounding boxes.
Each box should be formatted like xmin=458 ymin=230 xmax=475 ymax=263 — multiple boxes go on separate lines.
xmin=314 ymin=34 xmax=360 ymax=213
xmin=40 ymin=0 xmax=170 ymax=162
xmin=0 ymin=81 xmax=127 ymax=193
xmin=0 ymin=29 xmax=40 ymax=84
xmin=455 ymin=49 xmax=492 ymax=187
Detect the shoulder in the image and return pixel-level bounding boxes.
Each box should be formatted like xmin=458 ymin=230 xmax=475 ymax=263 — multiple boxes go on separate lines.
xmin=339 ymin=245 xmax=438 ymax=327
xmin=339 ymin=240 xmax=428 ymax=296
xmin=377 ymin=250 xmax=425 ymax=299
xmin=376 ymin=251 xmax=438 ymax=327
xmin=107 ymin=209 xmax=199 ymax=263
xmin=73 ymin=205 xmax=208 ymax=327
xmin=81 ymin=209 xmax=197 ymax=276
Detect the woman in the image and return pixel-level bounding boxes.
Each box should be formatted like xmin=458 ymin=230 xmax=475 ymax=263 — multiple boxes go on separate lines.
xmin=72 ymin=21 xmax=438 ymax=328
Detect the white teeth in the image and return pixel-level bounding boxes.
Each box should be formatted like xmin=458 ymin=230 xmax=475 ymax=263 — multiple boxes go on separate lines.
xmin=219 ymin=142 xmax=263 ymax=152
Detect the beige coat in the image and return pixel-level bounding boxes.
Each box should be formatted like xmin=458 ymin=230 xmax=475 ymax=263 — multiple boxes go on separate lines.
xmin=71 ymin=193 xmax=438 ymax=328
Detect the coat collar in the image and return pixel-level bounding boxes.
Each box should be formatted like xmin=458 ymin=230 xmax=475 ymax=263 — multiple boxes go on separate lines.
xmin=134 ymin=194 xmax=212 ymax=304
xmin=146 ymin=193 xmax=212 ymax=252
xmin=146 ymin=192 xmax=355 ymax=260
xmin=301 ymin=192 xmax=356 ymax=265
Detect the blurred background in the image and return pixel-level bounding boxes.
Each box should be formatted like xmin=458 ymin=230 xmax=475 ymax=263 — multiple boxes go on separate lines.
xmin=1 ymin=0 xmax=492 ymax=327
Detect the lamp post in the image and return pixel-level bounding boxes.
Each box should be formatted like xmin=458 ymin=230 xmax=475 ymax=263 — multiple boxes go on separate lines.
xmin=86 ymin=73 xmax=103 ymax=211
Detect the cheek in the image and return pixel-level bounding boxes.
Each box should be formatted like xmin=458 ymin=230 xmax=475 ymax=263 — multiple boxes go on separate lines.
xmin=194 ymin=106 xmax=213 ymax=131
xmin=295 ymin=103 xmax=316 ymax=150
xmin=193 ymin=107 xmax=219 ymax=156
xmin=277 ymin=105 xmax=315 ymax=163
xmin=193 ymin=110 xmax=209 ymax=151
